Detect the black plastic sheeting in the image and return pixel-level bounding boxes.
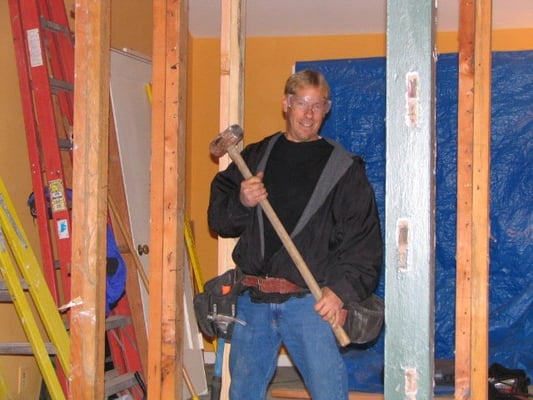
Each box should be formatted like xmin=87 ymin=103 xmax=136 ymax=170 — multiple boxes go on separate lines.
xmin=296 ymin=51 xmax=532 ymax=392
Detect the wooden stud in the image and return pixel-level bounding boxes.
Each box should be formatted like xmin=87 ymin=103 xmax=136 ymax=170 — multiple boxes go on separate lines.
xmin=147 ymin=0 xmax=188 ymax=398
xmin=384 ymin=0 xmax=437 ymax=398
xmin=147 ymin=3 xmax=166 ymax=396
xmin=219 ymin=0 xmax=245 ymax=135
xmin=270 ymin=388 xmax=453 ymax=399
xmin=456 ymin=1 xmax=492 ymax=399
xmin=470 ymin=1 xmax=492 ymax=399
xmin=455 ymin=1 xmax=475 ymax=398
xmin=218 ymin=1 xmax=245 ymax=399
xmin=69 ymin=1 xmax=111 ymax=399
xmin=217 ymin=0 xmax=246 ymax=274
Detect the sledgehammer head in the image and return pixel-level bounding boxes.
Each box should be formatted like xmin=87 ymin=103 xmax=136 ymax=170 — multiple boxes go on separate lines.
xmin=210 ymin=124 xmax=244 ymax=158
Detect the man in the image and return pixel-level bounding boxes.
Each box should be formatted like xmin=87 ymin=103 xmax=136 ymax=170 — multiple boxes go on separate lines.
xmin=208 ymin=69 xmax=382 ymax=399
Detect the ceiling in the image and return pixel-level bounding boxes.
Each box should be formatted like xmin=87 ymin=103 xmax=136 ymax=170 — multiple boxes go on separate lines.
xmin=189 ymin=0 xmax=533 ymax=38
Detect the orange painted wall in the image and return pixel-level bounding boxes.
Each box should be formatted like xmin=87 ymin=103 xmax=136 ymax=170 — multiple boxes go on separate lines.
xmin=187 ymin=29 xmax=533 ymax=288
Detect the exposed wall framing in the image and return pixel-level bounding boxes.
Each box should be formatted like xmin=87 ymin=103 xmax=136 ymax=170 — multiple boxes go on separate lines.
xmin=455 ymin=0 xmax=492 ymax=399
xmin=69 ymin=1 xmax=111 ymax=398
xmin=384 ymin=1 xmax=437 ymax=399
xmin=147 ymin=0 xmax=188 ymax=398
xmin=65 ymin=0 xmax=494 ymax=397
xmin=217 ymin=1 xmax=246 ymax=399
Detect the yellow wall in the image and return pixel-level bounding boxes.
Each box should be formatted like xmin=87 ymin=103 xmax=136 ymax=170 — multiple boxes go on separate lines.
xmin=187 ymin=28 xmax=533 ymax=289
xmin=0 ymin=0 xmax=531 ymax=392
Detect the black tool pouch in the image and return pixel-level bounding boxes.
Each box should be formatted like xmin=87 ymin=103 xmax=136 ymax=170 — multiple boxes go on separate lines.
xmin=488 ymin=363 xmax=530 ymax=399
xmin=343 ymin=293 xmax=385 ymax=345
xmin=194 ymin=268 xmax=244 ymax=340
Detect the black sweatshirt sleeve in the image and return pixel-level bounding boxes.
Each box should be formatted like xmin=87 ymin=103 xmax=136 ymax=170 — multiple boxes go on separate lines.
xmin=207 ymin=161 xmax=251 ymax=238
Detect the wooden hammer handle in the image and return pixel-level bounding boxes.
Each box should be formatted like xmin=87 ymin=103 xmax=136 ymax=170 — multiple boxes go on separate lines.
xmin=227 ymin=146 xmax=351 ymax=347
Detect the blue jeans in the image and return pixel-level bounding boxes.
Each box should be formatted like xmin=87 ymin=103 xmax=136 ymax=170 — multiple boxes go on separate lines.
xmin=229 ymin=292 xmax=348 ymax=400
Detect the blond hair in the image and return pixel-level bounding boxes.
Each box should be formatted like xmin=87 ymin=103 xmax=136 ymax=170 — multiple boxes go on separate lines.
xmin=284 ymin=70 xmax=330 ymax=99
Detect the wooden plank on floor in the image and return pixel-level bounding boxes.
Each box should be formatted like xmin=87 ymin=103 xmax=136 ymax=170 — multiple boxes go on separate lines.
xmin=270 ymin=389 xmax=454 ymax=399
xmin=70 ymin=1 xmax=111 ymax=399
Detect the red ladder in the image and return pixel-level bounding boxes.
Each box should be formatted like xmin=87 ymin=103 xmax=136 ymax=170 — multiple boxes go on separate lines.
xmin=8 ymin=0 xmax=146 ymax=398
xmin=8 ymin=0 xmax=73 ymax=305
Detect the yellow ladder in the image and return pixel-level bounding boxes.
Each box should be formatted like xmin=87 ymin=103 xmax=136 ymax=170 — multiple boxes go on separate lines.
xmin=0 ymin=362 xmax=9 ymax=399
xmin=184 ymin=216 xmax=205 ymax=293
xmin=0 ymin=177 xmax=71 ymax=399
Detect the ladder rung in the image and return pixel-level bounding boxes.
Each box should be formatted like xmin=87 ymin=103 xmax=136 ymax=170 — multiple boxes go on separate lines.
xmin=117 ymin=244 xmax=130 ymax=254
xmin=0 ymin=280 xmax=29 ymax=290
xmin=58 ymin=138 xmax=72 ymax=151
xmin=105 ymin=368 xmax=119 ymax=380
xmin=50 ymin=78 xmax=74 ymax=92
xmin=106 ymin=314 xmax=131 ymax=331
xmin=0 ymin=342 xmax=57 ymax=355
xmin=104 ymin=370 xmax=138 ymax=397
xmin=40 ymin=17 xmax=71 ymax=36
xmin=0 ymin=291 xmax=11 ymax=303
xmin=0 ymin=280 xmax=28 ymax=302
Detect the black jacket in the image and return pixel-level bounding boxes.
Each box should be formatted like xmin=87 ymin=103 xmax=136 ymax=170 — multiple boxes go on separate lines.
xmin=208 ymin=132 xmax=383 ymax=304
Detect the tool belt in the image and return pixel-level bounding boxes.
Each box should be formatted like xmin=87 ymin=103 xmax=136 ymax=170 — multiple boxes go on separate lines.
xmin=193 ymin=268 xmax=244 ymax=340
xmin=241 ymin=275 xmax=306 ymax=294
xmin=242 ymin=275 xmax=384 ymax=344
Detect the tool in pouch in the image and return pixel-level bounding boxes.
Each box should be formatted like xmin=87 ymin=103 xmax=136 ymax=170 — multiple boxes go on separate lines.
xmin=194 ymin=269 xmax=246 ymax=400
xmin=193 ymin=268 xmax=246 ymax=340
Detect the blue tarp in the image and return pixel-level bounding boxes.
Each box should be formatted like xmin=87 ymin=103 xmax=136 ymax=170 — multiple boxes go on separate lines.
xmin=106 ymin=223 xmax=127 ymax=315
xmin=297 ymin=50 xmax=532 ymax=391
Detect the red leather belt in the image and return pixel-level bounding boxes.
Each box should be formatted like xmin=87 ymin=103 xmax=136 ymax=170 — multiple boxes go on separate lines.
xmin=241 ymin=275 xmax=305 ymax=294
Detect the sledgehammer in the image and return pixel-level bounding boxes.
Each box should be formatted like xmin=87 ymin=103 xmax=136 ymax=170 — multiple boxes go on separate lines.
xmin=210 ymin=124 xmax=350 ymax=347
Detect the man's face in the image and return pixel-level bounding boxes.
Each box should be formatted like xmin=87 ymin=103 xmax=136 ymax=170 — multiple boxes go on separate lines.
xmin=282 ymin=86 xmax=331 ymax=143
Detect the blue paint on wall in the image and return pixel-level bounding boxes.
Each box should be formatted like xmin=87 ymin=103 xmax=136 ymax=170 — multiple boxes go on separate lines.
xmin=297 ymin=50 xmax=532 ymax=392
